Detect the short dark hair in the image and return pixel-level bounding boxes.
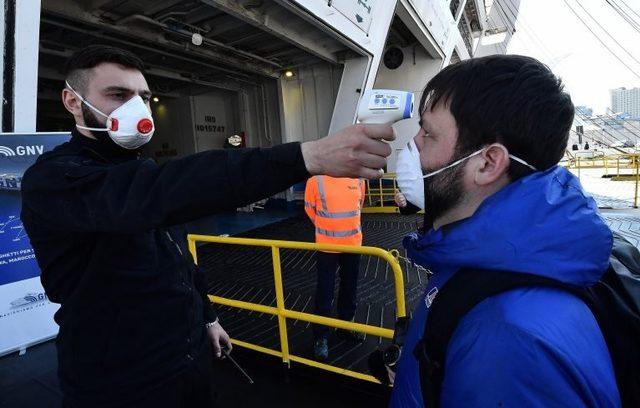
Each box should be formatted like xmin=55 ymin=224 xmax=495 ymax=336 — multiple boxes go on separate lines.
xmin=420 ymin=55 xmax=574 ymax=180
xmin=64 ymin=45 xmax=146 ymax=94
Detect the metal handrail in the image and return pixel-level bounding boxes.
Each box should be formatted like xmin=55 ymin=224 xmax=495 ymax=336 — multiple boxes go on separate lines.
xmin=363 ymin=173 xmax=424 ymax=214
xmin=565 ymin=153 xmax=640 ymax=207
xmin=187 ymin=234 xmax=407 ymax=383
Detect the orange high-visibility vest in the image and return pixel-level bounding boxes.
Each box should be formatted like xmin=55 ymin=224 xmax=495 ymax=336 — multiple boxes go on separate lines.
xmin=304 ymin=175 xmax=365 ymax=246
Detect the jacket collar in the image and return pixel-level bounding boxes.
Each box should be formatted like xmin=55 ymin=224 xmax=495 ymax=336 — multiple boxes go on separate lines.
xmin=69 ymin=128 xmax=141 ymax=163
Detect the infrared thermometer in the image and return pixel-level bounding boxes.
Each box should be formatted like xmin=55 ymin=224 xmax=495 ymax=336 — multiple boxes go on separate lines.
xmin=357 ymin=89 xmax=414 ymax=124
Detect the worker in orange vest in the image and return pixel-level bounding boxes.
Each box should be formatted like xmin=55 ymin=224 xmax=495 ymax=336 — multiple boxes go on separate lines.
xmin=305 ymin=175 xmax=366 ymax=360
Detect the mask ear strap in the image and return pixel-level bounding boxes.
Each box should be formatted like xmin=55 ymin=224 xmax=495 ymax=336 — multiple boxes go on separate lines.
xmin=76 ymin=124 xmax=109 ymax=132
xmin=422 ymin=149 xmax=483 ymax=179
xmin=509 ymin=155 xmax=537 ymax=171
xmin=65 ymin=81 xmax=109 ymax=119
xmin=484 ymin=143 xmax=539 ymax=172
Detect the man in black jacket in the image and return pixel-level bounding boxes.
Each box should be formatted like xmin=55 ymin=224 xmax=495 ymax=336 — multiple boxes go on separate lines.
xmin=20 ymin=45 xmax=394 ymax=407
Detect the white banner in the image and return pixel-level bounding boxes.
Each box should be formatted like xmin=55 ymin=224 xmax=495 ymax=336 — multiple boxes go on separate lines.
xmin=0 ymin=132 xmax=69 ymax=356
xmin=0 ymin=277 xmax=59 ymax=355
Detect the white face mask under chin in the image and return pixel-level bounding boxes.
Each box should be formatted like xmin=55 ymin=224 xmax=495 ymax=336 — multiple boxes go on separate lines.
xmin=395 ymin=142 xmax=538 ymax=210
xmin=66 ymin=81 xmax=155 ymax=150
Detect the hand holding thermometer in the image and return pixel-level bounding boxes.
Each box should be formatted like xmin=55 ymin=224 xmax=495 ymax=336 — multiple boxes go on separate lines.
xmin=356 ymin=89 xmax=414 ymax=175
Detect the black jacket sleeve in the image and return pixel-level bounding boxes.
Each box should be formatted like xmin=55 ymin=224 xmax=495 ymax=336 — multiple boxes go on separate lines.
xmin=399 ymin=201 xmax=421 ymax=215
xmin=194 ymin=265 xmax=218 ymax=324
xmin=22 ymin=143 xmax=310 ymax=233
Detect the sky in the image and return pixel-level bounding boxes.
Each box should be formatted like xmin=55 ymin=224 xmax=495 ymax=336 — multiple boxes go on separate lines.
xmin=506 ymin=0 xmax=640 ymax=114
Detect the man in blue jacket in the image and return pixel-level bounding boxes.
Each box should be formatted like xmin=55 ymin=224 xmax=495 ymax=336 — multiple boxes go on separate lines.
xmin=390 ymin=55 xmax=620 ymax=407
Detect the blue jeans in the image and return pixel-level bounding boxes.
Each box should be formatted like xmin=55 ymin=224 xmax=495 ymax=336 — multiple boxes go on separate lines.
xmin=313 ymin=251 xmax=361 ymax=339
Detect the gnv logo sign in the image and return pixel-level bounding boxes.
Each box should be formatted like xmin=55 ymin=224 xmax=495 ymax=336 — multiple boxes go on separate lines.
xmin=10 ymin=292 xmax=48 ymax=309
xmin=0 ymin=145 xmax=45 ymax=157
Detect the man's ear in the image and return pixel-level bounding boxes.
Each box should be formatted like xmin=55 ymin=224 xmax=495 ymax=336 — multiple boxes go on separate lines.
xmin=473 ymin=144 xmax=510 ymax=186
xmin=62 ymin=88 xmax=82 ymax=117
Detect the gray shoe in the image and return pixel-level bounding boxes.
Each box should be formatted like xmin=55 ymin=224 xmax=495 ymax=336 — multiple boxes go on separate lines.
xmin=314 ymin=337 xmax=329 ymax=360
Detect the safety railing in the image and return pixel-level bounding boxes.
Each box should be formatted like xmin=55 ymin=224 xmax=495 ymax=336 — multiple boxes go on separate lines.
xmin=187 ymin=235 xmax=407 ymax=384
xmin=363 ymin=173 xmax=424 ymax=213
xmin=563 ymin=153 xmax=640 ymax=207
xmin=564 ymin=154 xmax=635 ymax=172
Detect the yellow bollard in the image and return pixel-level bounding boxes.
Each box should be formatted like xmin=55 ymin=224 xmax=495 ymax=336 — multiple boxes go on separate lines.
xmin=577 ymin=157 xmax=581 ymax=180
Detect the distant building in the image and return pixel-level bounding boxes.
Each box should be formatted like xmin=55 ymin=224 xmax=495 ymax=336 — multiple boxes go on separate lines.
xmin=610 ymin=87 xmax=640 ymax=119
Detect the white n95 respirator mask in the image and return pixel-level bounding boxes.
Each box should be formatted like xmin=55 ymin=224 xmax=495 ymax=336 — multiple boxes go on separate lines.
xmin=66 ymin=81 xmax=155 ymax=150
xmin=396 ymin=138 xmax=425 ymax=210
xmin=396 ymin=140 xmax=538 ymax=211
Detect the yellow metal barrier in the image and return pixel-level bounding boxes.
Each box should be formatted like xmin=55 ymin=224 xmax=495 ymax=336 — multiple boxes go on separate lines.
xmin=363 ymin=173 xmax=424 ymax=214
xmin=564 ymin=153 xmax=640 ymax=208
xmin=187 ymin=235 xmax=407 ymax=384
xmin=633 ymin=158 xmax=640 ymax=208
xmin=564 ymin=153 xmax=636 ymax=172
